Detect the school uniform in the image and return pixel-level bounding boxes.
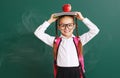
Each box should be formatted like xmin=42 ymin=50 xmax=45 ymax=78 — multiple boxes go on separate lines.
xmin=34 ymin=18 xmax=100 ymax=78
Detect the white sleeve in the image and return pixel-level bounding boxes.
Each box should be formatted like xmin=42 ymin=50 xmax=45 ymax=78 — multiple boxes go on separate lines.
xmin=80 ymin=18 xmax=100 ymax=46
xmin=34 ymin=21 xmax=55 ymax=47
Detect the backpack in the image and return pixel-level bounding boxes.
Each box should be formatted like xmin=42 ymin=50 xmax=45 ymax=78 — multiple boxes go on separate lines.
xmin=53 ymin=36 xmax=85 ymax=78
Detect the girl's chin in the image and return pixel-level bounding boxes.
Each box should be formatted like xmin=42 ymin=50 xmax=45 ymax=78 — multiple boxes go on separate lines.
xmin=63 ymin=33 xmax=70 ymax=35
xmin=64 ymin=31 xmax=70 ymax=33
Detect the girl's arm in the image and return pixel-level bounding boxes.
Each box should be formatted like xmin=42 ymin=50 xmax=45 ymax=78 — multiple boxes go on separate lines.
xmin=80 ymin=18 xmax=100 ymax=46
xmin=76 ymin=12 xmax=100 ymax=46
xmin=34 ymin=14 xmax=58 ymax=47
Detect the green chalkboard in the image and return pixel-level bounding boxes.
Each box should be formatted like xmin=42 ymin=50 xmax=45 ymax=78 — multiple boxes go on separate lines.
xmin=0 ymin=0 xmax=120 ymax=78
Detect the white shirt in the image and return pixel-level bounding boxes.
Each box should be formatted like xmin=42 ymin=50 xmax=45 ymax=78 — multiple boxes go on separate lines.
xmin=34 ymin=18 xmax=100 ymax=67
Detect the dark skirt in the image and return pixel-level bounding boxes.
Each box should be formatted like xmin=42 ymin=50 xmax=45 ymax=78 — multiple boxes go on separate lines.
xmin=56 ymin=66 xmax=80 ymax=78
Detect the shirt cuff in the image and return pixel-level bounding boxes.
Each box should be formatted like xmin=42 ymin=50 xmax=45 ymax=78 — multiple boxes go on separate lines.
xmin=43 ymin=21 xmax=50 ymax=27
xmin=82 ymin=18 xmax=89 ymax=23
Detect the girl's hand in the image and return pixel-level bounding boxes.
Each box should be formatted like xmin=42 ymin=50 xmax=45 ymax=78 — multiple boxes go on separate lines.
xmin=75 ymin=12 xmax=85 ymax=21
xmin=48 ymin=14 xmax=58 ymax=24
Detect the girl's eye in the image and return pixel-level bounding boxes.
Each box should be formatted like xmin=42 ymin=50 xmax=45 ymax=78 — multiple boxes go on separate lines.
xmin=68 ymin=24 xmax=73 ymax=27
xmin=69 ymin=24 xmax=72 ymax=27
xmin=61 ymin=24 xmax=65 ymax=27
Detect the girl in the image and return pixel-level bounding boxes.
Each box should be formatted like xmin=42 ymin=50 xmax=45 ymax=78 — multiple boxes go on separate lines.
xmin=34 ymin=12 xmax=100 ymax=78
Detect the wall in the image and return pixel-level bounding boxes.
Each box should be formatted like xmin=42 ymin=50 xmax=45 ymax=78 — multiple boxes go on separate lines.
xmin=0 ymin=0 xmax=120 ymax=78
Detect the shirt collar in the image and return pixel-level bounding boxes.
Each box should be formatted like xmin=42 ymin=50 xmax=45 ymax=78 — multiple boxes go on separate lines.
xmin=60 ymin=34 xmax=75 ymax=39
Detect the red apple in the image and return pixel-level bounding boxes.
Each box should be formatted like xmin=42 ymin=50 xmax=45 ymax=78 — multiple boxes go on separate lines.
xmin=62 ymin=4 xmax=71 ymax=12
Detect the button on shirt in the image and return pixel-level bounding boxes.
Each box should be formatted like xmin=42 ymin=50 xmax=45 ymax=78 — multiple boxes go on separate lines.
xmin=34 ymin=18 xmax=100 ymax=67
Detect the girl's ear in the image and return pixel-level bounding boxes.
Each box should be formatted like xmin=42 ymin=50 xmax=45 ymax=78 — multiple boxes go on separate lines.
xmin=57 ymin=25 xmax=60 ymax=30
xmin=73 ymin=24 xmax=76 ymax=30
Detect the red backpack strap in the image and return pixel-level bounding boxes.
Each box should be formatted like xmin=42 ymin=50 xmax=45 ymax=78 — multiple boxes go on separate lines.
xmin=73 ymin=36 xmax=85 ymax=78
xmin=73 ymin=36 xmax=82 ymax=57
xmin=53 ymin=37 xmax=62 ymax=78
xmin=53 ymin=37 xmax=62 ymax=60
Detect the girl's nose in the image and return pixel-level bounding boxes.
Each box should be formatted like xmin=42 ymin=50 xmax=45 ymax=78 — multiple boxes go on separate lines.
xmin=64 ymin=26 xmax=69 ymax=30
